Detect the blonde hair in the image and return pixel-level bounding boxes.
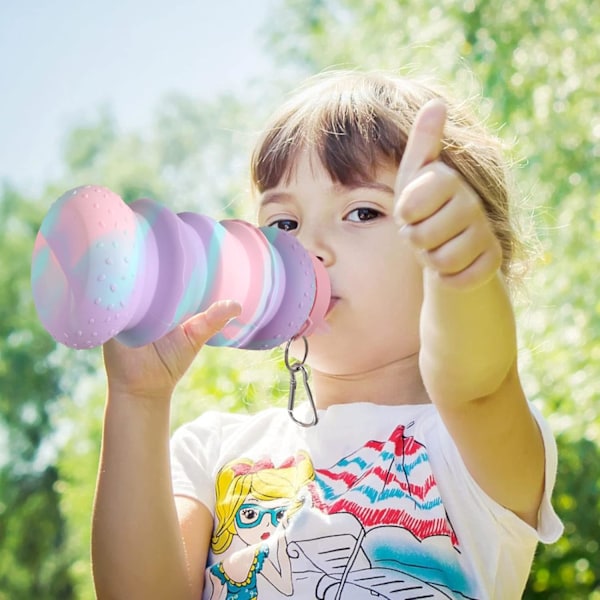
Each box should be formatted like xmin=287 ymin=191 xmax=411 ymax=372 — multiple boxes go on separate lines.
xmin=251 ymin=70 xmax=522 ymax=279
xmin=211 ymin=452 xmax=315 ymax=554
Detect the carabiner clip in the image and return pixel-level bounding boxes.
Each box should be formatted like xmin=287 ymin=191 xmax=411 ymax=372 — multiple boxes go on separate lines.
xmin=284 ymin=337 xmax=318 ymax=427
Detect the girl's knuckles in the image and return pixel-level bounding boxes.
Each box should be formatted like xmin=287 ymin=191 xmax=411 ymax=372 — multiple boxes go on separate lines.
xmin=407 ymin=225 xmax=429 ymax=248
xmin=427 ymin=247 xmax=464 ymax=274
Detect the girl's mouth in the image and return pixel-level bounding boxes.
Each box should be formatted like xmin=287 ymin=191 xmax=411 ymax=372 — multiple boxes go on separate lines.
xmin=326 ymin=296 xmax=340 ymax=316
xmin=261 ymin=532 xmax=270 ymax=540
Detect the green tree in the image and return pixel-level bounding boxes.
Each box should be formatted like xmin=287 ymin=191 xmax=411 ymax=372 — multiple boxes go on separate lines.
xmin=0 ymin=184 xmax=80 ymax=598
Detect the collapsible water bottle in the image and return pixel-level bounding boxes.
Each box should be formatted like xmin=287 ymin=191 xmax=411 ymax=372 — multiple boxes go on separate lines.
xmin=31 ymin=185 xmax=330 ymax=350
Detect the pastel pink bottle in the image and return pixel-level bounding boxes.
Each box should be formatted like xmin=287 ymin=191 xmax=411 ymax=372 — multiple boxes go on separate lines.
xmin=31 ymin=186 xmax=330 ymax=350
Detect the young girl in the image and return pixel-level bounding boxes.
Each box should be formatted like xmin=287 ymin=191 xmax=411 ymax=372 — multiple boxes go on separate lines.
xmin=91 ymin=71 xmax=563 ymax=599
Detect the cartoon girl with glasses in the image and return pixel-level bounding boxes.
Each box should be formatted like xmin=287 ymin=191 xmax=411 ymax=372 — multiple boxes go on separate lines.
xmin=208 ymin=452 xmax=314 ymax=599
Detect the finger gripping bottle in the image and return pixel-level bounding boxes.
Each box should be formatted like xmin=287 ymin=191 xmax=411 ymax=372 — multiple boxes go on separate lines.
xmin=31 ymin=185 xmax=330 ymax=350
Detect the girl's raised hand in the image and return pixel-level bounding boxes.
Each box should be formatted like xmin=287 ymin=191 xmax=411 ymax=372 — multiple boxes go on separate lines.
xmin=102 ymin=299 xmax=242 ymax=402
xmin=394 ymin=100 xmax=502 ymax=290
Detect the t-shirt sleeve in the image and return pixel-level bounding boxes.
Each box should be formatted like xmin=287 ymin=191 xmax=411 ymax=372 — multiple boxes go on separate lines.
xmin=169 ymin=411 xmax=224 ymax=511
xmin=530 ymin=403 xmax=564 ymax=543
xmin=425 ymin=403 xmax=563 ymax=597
xmin=432 ymin=401 xmax=563 ymax=544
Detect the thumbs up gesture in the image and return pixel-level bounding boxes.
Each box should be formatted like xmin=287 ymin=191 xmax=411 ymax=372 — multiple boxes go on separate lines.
xmin=394 ymin=100 xmax=502 ymax=291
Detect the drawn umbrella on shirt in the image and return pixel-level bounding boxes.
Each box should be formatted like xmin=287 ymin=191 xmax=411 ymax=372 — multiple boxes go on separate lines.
xmin=311 ymin=423 xmax=459 ymax=599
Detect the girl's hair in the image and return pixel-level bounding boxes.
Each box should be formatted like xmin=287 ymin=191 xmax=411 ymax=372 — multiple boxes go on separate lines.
xmin=251 ymin=70 xmax=523 ymax=279
xmin=211 ymin=452 xmax=315 ymax=554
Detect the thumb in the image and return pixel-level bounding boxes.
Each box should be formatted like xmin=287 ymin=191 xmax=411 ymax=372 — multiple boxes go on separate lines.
xmin=395 ymin=98 xmax=447 ymax=195
xmin=182 ymin=300 xmax=242 ymax=352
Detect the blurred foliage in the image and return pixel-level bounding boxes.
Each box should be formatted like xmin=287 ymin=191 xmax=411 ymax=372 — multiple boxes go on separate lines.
xmin=531 ymin=434 xmax=600 ymax=597
xmin=0 ymin=0 xmax=598 ymax=597
xmin=0 ymin=184 xmax=95 ymax=597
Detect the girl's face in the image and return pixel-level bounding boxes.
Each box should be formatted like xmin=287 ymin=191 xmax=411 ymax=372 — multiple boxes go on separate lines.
xmin=234 ymin=496 xmax=290 ymax=546
xmin=258 ymin=150 xmax=423 ymax=377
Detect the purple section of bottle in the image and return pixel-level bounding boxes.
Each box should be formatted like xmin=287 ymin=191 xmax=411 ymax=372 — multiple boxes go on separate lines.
xmin=205 ymin=220 xmax=286 ymax=348
xmin=243 ymin=226 xmax=316 ymax=350
xmin=115 ymin=199 xmax=184 ymax=346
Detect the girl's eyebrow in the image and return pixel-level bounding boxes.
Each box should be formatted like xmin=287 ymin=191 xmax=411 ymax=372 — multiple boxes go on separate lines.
xmin=260 ymin=191 xmax=293 ymax=208
xmin=338 ymin=181 xmax=395 ymax=195
xmin=260 ymin=181 xmax=394 ymax=208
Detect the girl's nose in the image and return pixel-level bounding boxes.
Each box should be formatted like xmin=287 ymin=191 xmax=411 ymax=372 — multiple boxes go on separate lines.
xmin=299 ymin=228 xmax=334 ymax=267
xmin=308 ymin=246 xmax=334 ymax=267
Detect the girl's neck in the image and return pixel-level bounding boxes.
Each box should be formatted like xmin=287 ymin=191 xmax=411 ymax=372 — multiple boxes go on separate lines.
xmin=310 ymin=353 xmax=430 ymax=410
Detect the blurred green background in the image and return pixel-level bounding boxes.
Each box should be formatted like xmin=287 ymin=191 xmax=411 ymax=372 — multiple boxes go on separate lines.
xmin=1 ymin=1 xmax=599 ymax=598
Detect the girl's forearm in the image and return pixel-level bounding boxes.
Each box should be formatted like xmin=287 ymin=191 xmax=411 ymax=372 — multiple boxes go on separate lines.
xmin=419 ymin=270 xmax=517 ymax=405
xmin=92 ymin=392 xmax=192 ymax=600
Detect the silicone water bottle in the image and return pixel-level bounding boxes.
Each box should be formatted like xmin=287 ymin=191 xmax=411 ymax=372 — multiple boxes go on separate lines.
xmin=31 ymin=185 xmax=330 ymax=350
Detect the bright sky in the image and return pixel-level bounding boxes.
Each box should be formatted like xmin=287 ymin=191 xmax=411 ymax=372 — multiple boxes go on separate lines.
xmin=0 ymin=0 xmax=274 ymax=193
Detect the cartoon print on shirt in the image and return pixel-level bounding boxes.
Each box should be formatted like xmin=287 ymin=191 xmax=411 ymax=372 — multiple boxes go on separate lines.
xmin=208 ymin=452 xmax=315 ymax=599
xmin=305 ymin=423 xmax=477 ymax=599
xmin=209 ymin=424 xmax=478 ymax=599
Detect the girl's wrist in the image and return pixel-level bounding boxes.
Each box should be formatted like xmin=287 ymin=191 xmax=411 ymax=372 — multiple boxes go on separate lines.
xmin=105 ymin=384 xmax=174 ymax=415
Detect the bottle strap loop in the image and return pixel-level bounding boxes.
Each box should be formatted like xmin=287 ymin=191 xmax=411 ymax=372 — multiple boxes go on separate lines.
xmin=284 ymin=337 xmax=318 ymax=427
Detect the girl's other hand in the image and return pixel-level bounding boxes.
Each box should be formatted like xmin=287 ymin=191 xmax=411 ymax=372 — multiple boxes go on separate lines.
xmin=394 ymin=100 xmax=502 ymax=291
xmin=102 ymin=300 xmax=242 ymax=402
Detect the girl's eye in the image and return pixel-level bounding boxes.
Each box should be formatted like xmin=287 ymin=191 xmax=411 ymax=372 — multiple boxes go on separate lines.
xmin=269 ymin=219 xmax=298 ymax=232
xmin=345 ymin=207 xmax=382 ymax=223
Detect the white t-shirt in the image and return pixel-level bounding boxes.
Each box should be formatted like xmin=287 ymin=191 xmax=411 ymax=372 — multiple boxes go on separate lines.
xmin=171 ymin=402 xmax=563 ymax=600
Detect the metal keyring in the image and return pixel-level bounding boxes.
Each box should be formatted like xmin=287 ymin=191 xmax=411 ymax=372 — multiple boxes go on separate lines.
xmin=284 ymin=335 xmax=309 ymax=369
xmin=284 ymin=337 xmax=318 ymax=427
